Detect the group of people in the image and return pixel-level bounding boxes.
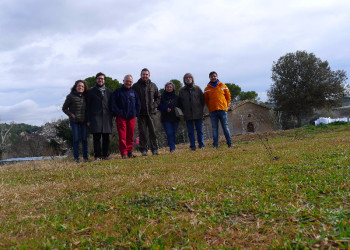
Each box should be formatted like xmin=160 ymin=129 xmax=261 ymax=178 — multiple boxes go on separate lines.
xmin=62 ymin=69 xmax=232 ymax=163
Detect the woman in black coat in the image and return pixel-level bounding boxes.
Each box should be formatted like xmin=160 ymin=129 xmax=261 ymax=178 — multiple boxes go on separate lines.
xmin=62 ymin=80 xmax=89 ymax=163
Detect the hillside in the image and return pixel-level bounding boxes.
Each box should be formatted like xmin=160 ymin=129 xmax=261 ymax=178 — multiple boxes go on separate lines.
xmin=0 ymin=124 xmax=349 ymax=248
xmin=0 ymin=121 xmax=68 ymax=160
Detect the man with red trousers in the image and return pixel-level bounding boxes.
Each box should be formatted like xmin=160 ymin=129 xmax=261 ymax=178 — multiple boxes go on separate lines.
xmin=111 ymin=75 xmax=141 ymax=158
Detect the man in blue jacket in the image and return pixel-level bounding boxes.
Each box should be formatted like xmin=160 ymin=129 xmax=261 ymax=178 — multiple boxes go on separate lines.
xmin=111 ymin=75 xmax=141 ymax=158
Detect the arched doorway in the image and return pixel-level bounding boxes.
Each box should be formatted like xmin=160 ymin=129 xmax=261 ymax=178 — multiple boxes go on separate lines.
xmin=247 ymin=122 xmax=255 ymax=133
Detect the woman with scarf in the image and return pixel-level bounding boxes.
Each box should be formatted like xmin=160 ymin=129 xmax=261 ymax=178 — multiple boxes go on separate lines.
xmin=62 ymin=80 xmax=89 ymax=163
xmin=158 ymin=82 xmax=180 ymax=152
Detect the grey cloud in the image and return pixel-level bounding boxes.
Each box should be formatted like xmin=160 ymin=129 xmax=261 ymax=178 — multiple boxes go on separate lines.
xmin=0 ymin=99 xmax=63 ymax=126
xmin=0 ymin=0 xmax=161 ymax=51
xmin=11 ymin=44 xmax=53 ymax=66
xmin=1 ymin=0 xmax=349 ymax=126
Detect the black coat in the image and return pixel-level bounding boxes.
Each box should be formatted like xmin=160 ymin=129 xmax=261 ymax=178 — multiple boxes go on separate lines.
xmin=178 ymin=84 xmax=205 ymax=121
xmin=87 ymin=85 xmax=113 ymax=133
xmin=62 ymin=91 xmax=87 ymax=123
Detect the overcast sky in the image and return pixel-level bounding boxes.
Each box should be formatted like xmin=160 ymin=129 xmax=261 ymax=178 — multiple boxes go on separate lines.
xmin=0 ymin=0 xmax=349 ymax=126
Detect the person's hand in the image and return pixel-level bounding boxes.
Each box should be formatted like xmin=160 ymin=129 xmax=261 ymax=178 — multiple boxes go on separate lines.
xmin=87 ymin=122 xmax=90 ymax=126
xmin=167 ymin=108 xmax=171 ymax=112
xmin=71 ymin=114 xmax=76 ymax=119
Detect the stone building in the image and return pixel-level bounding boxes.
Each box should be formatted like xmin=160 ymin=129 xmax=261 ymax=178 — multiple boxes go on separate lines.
xmin=203 ymin=100 xmax=279 ymax=140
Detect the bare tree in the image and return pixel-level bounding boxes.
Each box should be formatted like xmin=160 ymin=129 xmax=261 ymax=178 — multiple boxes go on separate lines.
xmin=0 ymin=121 xmax=15 ymax=160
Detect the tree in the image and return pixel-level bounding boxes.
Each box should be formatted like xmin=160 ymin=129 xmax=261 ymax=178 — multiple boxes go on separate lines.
xmin=225 ymin=83 xmax=259 ymax=102
xmin=159 ymin=79 xmax=183 ymax=95
xmin=8 ymin=133 xmax=54 ymax=158
xmin=0 ymin=122 xmax=14 ymax=160
xmin=238 ymin=91 xmax=259 ymax=102
xmin=268 ymin=50 xmax=348 ymax=127
xmin=84 ymin=76 xmax=122 ymax=91
xmin=225 ymin=83 xmax=241 ymax=101
xmin=55 ymin=119 xmax=73 ymax=147
xmin=170 ymin=79 xmax=183 ymax=94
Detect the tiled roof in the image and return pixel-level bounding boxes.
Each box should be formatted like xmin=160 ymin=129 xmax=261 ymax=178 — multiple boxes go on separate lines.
xmin=229 ymin=100 xmax=270 ymax=111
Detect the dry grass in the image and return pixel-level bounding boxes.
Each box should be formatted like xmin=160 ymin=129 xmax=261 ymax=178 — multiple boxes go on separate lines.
xmin=0 ymin=124 xmax=349 ymax=248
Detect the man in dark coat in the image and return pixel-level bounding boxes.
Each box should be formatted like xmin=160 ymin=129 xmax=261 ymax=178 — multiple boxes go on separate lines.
xmin=132 ymin=68 xmax=160 ymax=156
xmin=87 ymin=72 xmax=113 ymax=160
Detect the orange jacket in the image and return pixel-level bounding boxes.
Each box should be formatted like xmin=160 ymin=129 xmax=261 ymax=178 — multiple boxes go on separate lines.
xmin=204 ymin=82 xmax=231 ymax=113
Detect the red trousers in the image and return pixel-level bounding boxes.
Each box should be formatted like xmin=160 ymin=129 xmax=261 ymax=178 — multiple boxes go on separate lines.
xmin=116 ymin=116 xmax=136 ymax=155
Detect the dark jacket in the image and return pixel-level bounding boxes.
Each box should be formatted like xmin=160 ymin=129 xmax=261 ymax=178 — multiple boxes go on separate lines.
xmin=157 ymin=90 xmax=180 ymax=123
xmin=111 ymin=85 xmax=141 ymax=120
xmin=62 ymin=91 xmax=87 ymax=123
xmin=132 ymin=79 xmax=160 ymax=115
xmin=178 ymin=84 xmax=205 ymax=121
xmin=87 ymin=85 xmax=113 ymax=133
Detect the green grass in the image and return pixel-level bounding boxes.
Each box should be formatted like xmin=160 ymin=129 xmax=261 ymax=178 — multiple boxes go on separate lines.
xmin=0 ymin=123 xmax=349 ymax=248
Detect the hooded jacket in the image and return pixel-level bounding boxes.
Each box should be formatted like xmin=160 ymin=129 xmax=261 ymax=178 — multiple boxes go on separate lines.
xmin=204 ymin=81 xmax=231 ymax=113
xmin=62 ymin=91 xmax=87 ymax=123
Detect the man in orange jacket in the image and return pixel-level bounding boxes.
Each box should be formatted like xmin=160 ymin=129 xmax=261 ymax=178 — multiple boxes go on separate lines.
xmin=204 ymin=71 xmax=232 ymax=148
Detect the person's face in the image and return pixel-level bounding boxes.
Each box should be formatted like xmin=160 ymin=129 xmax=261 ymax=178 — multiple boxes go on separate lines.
xmin=209 ymin=73 xmax=218 ymax=82
xmin=96 ymin=75 xmax=105 ymax=86
xmin=123 ymin=76 xmax=133 ymax=89
xmin=184 ymin=75 xmax=193 ymax=84
xmin=166 ymin=84 xmax=174 ymax=92
xmin=76 ymin=82 xmax=85 ymax=93
xmin=141 ymin=70 xmax=150 ymax=82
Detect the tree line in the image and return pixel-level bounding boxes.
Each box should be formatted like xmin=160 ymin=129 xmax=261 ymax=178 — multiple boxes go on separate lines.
xmin=83 ymin=75 xmax=260 ymax=102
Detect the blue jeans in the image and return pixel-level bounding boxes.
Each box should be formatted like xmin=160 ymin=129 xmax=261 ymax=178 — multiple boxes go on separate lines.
xmin=162 ymin=122 xmax=179 ymax=151
xmin=186 ymin=119 xmax=204 ymax=150
xmin=209 ymin=110 xmax=232 ymax=147
xmin=70 ymin=121 xmax=88 ymax=160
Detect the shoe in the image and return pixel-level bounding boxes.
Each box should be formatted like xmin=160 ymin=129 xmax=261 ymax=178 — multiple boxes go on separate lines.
xmin=152 ymin=150 xmax=159 ymax=155
xmin=228 ymin=144 xmax=233 ymax=148
xmin=141 ymin=151 xmax=148 ymax=156
xmin=127 ymin=152 xmax=137 ymax=158
xmin=83 ymin=158 xmax=89 ymax=162
xmin=190 ymin=147 xmax=196 ymax=151
xmin=94 ymin=157 xmax=101 ymax=162
xmin=170 ymin=149 xmax=175 ymax=153
xmin=121 ymin=155 xmax=127 ymax=159
xmin=213 ymin=146 xmax=218 ymax=149
xmin=103 ymin=156 xmax=111 ymax=160
xmin=74 ymin=158 xmax=80 ymax=163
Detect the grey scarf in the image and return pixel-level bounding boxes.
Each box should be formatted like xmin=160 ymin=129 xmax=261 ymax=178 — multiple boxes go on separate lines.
xmin=96 ymin=84 xmax=106 ymax=96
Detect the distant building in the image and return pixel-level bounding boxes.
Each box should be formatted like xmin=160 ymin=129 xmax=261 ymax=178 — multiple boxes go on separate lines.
xmin=203 ymin=100 xmax=279 ymax=140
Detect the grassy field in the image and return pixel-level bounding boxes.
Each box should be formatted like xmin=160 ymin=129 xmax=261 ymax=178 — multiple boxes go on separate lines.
xmin=0 ymin=124 xmax=349 ymax=248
